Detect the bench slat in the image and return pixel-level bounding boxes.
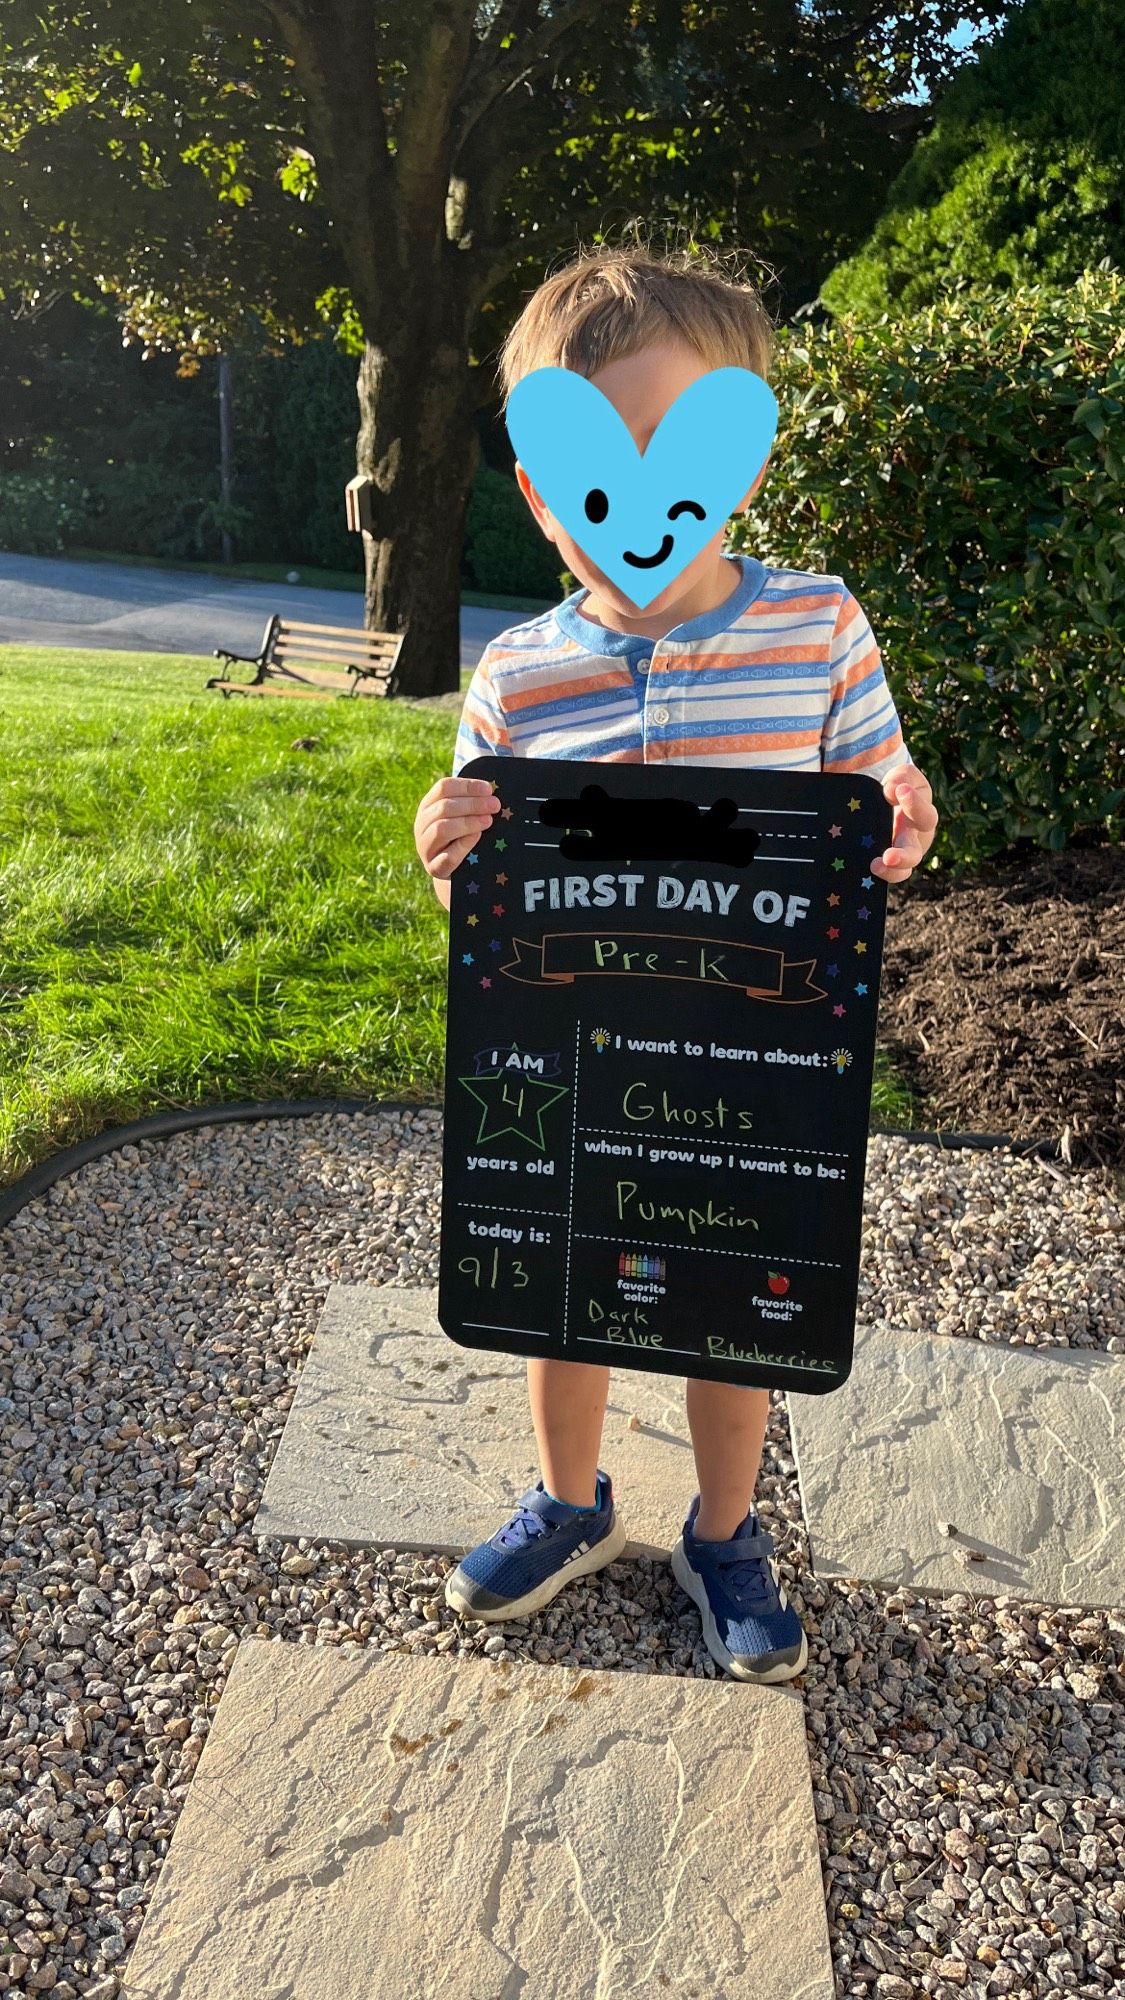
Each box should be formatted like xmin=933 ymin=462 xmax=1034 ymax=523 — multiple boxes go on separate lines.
xmin=274 ymin=651 xmax=397 ymax=669
xmin=268 ymin=663 xmax=390 ymax=692
xmin=280 ymin=619 xmax=401 ymax=646
xmin=271 ymin=663 xmax=392 ymax=688
xmin=273 ymin=642 xmax=395 ymax=666
xmin=209 ymin=680 xmax=333 ymax=700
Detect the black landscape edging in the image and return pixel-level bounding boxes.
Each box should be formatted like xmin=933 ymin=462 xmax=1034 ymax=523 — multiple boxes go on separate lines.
xmin=0 ymin=1097 xmax=430 ymax=1230
xmin=0 ymin=1098 xmax=1063 ymax=1231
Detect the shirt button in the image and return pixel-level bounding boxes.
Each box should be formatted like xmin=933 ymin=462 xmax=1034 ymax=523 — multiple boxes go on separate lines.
xmin=651 ymin=705 xmax=670 ymax=725
xmin=637 ymin=658 xmax=651 ymax=674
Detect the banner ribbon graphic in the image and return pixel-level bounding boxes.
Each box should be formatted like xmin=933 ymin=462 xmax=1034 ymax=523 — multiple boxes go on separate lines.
xmin=500 ymin=931 xmax=826 ymax=1005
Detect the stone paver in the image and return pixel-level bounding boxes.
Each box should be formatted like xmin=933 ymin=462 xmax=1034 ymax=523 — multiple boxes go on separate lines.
xmin=790 ymin=1324 xmax=1125 ymax=1608
xmin=123 ymin=1636 xmax=833 ymax=2000
xmin=256 ymin=1283 xmax=706 ymax=1559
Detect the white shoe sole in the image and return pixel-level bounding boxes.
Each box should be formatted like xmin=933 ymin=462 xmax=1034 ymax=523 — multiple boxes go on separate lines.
xmin=445 ymin=1509 xmax=629 ymax=1623
xmin=670 ymin=1537 xmax=808 ymax=1683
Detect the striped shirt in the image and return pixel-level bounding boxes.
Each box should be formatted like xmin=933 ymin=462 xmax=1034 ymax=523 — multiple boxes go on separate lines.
xmin=452 ymin=553 xmax=912 ymax=782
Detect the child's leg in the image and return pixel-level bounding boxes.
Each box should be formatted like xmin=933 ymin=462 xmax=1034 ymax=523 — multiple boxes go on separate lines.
xmin=527 ymin=1357 xmax=610 ymax=1508
xmin=685 ymin=1380 xmax=770 ymax=1540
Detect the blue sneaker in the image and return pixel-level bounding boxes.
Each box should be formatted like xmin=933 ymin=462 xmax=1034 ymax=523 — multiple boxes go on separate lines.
xmin=445 ymin=1469 xmax=626 ymax=1622
xmin=670 ymin=1498 xmax=808 ymax=1683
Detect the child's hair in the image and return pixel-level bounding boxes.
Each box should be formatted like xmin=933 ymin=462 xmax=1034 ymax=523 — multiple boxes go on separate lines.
xmin=497 ymin=228 xmax=776 ymax=405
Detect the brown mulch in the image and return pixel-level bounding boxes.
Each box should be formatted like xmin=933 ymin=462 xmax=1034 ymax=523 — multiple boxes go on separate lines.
xmin=880 ymin=842 xmax=1124 ymax=1173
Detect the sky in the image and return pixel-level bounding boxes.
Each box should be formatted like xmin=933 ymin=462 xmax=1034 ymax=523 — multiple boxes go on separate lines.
xmin=903 ymin=12 xmax=1004 ymax=101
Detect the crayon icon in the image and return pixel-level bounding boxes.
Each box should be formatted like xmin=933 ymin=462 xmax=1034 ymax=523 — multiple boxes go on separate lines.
xmin=617 ymin=1252 xmax=666 ymax=1280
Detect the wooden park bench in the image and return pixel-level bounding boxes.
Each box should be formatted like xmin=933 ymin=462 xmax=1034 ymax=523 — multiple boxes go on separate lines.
xmin=207 ymin=613 xmax=404 ymax=701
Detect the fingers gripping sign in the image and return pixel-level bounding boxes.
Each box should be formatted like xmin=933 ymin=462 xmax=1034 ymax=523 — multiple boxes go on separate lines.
xmin=414 ymin=776 xmax=502 ymax=880
xmin=871 ymin=765 xmax=940 ymax=884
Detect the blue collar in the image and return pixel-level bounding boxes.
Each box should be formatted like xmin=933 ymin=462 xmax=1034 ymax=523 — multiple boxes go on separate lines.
xmin=554 ymin=553 xmax=768 ymax=655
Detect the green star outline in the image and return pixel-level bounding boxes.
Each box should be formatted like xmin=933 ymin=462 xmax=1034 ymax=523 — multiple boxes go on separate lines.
xmin=458 ymin=1070 xmax=569 ymax=1150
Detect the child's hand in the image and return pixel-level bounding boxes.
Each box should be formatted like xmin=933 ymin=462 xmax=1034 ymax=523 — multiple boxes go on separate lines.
xmin=871 ymin=765 xmax=939 ymax=884
xmin=414 ymin=776 xmax=500 ymax=879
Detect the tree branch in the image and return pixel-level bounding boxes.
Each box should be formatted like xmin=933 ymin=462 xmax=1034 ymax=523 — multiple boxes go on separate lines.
xmin=396 ymin=0 xmax=478 ymax=249
xmin=457 ymin=0 xmax=543 ymax=110
xmin=451 ymin=0 xmax=605 ymax=158
xmin=259 ymin=0 xmax=397 ymax=332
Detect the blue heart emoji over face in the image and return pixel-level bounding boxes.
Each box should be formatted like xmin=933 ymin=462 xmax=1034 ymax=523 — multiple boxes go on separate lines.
xmin=505 ymin=364 xmax=778 ymax=610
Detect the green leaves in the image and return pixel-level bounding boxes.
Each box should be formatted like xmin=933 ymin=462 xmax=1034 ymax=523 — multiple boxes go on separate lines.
xmin=1073 ymin=396 xmax=1107 ymax=439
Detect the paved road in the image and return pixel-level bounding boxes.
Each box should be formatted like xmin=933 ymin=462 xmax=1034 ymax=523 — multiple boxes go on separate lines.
xmin=0 ymin=552 xmax=525 ymax=672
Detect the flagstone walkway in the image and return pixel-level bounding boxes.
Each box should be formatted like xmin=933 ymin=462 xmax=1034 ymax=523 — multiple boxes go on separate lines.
xmin=4 ymin=1108 xmax=1119 ymax=1997
xmin=123 ymin=1275 xmax=1124 ymax=1996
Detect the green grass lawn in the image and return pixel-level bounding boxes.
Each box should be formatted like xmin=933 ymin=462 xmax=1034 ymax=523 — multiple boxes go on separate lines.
xmin=0 ymin=644 xmax=921 ymax=1181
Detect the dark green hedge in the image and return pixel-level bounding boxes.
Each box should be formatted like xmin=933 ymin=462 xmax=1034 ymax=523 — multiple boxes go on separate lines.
xmin=730 ymin=270 xmax=1125 ymax=862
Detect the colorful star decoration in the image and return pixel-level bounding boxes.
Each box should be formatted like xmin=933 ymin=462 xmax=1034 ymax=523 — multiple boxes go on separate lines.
xmin=857 ymin=905 xmax=870 ymax=921
xmin=833 ymin=1003 xmax=846 ymax=1018
xmin=827 ymin=926 xmax=840 ymax=940
xmin=829 ymin=823 xmax=843 ymax=839
xmin=832 ymin=857 xmax=845 ymax=873
xmin=828 ymin=893 xmax=840 ymax=907
xmin=855 ymin=940 xmax=868 ymax=954
xmin=466 ymin=914 xmax=479 ymax=927
xmin=480 ymin=976 xmax=491 ymax=989
xmin=489 ymin=939 xmax=502 ymax=952
xmin=467 ymin=882 xmax=479 ymax=895
xmin=861 ymin=875 xmax=873 ymax=889
xmin=495 ymin=872 xmax=508 ymax=886
xmin=847 ymin=797 xmax=861 ymax=812
xmin=494 ymin=837 xmax=507 ymax=852
xmin=467 ymin=852 xmax=478 ymax=865
xmin=500 ymin=806 xmax=514 ymax=820
xmin=860 ymin=833 xmax=875 ymax=849
xmin=461 ymin=952 xmax=473 ymax=966
xmin=491 ymin=902 xmax=505 ymax=916
xmin=826 ymin=963 xmax=839 ymax=978
xmin=856 ymin=982 xmax=868 ymax=996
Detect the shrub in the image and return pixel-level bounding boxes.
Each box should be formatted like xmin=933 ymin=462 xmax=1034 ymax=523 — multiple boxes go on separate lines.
xmin=267 ymin=338 xmax=358 ymax=572
xmin=730 ymin=270 xmax=1125 ymax=862
xmin=462 ymin=464 xmax=567 ymax=600
xmin=822 ymin=0 xmax=1125 ymax=317
xmin=0 ymin=469 xmax=88 ymax=554
xmin=78 ymin=461 xmax=257 ymax=563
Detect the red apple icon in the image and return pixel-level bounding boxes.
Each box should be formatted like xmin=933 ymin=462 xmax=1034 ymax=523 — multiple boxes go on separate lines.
xmin=767 ymin=1272 xmax=790 ymax=1297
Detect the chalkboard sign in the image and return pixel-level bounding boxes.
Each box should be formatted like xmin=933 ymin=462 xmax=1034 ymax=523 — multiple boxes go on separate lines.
xmin=438 ymin=756 xmax=893 ymax=1394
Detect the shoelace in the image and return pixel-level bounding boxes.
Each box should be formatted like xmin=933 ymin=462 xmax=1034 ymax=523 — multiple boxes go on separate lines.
xmin=709 ymin=1524 xmax=780 ymax=1606
xmin=496 ymin=1502 xmax=552 ymax=1549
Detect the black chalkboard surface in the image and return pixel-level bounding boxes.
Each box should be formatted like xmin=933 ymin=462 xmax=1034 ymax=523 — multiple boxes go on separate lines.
xmin=438 ymin=756 xmax=894 ymax=1393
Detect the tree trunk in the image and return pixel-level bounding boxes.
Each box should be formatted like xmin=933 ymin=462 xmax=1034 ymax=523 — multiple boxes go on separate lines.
xmin=217 ymin=352 xmax=234 ymax=567
xmin=356 ymin=330 xmax=479 ymax=699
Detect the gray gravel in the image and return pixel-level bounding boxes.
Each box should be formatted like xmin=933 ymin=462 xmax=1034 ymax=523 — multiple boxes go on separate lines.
xmin=0 ymin=1110 xmax=1122 ymax=1998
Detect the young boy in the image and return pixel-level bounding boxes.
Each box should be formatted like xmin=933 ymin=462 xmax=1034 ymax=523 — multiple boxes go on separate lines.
xmin=413 ymin=245 xmax=938 ymax=1684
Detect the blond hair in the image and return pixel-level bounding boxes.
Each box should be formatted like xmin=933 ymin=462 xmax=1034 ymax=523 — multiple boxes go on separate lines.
xmin=497 ymin=231 xmax=776 ymax=405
